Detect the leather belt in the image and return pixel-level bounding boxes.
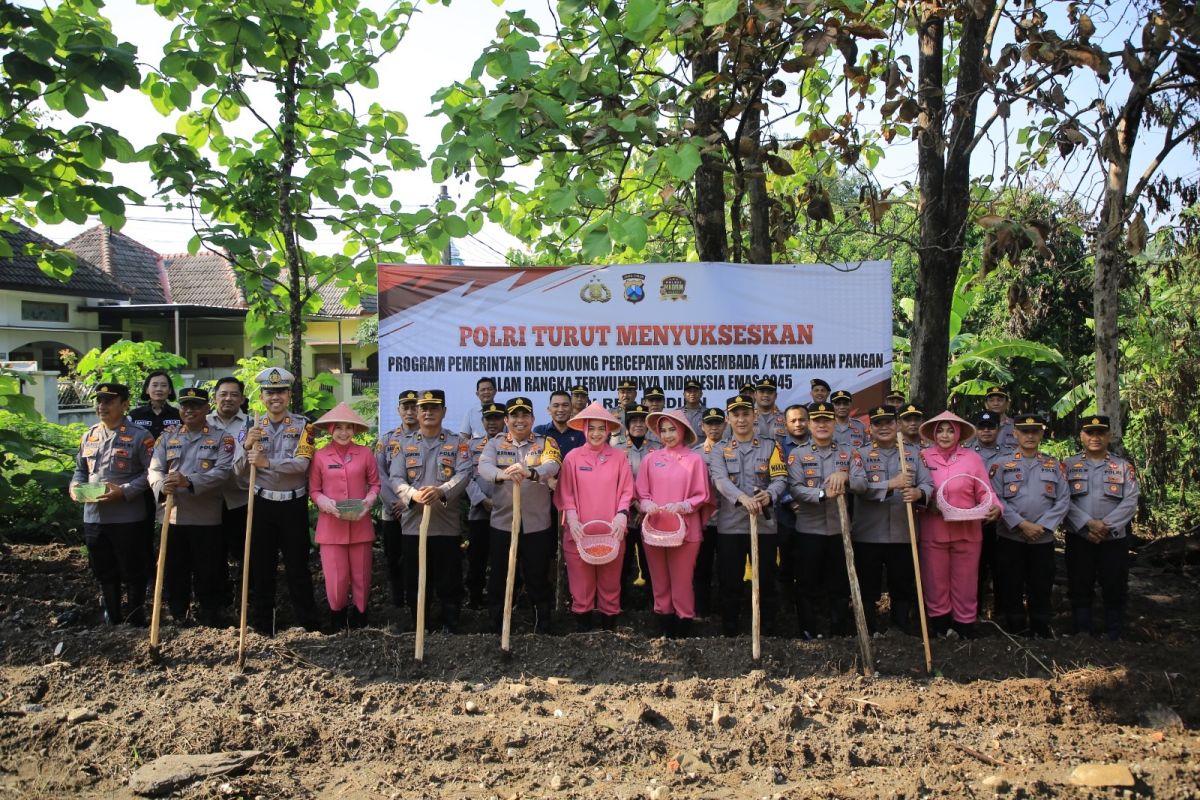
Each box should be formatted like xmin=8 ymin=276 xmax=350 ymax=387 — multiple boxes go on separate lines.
xmin=255 ymin=487 xmax=307 ymax=501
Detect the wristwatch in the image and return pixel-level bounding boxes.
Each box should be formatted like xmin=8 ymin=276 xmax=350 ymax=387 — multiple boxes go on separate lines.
xmin=527 ymin=466 xmax=539 ymax=482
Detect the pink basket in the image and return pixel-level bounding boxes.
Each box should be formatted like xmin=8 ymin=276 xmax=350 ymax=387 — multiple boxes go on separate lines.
xmin=936 ymin=474 xmax=994 ymax=521
xmin=574 ymin=520 xmax=621 ymax=565
xmin=641 ymin=509 xmax=686 ymax=547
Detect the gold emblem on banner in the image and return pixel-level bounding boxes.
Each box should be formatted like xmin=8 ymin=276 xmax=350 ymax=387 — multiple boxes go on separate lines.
xmin=580 ymin=276 xmax=612 ymax=303
xmin=659 ymin=275 xmax=687 ymax=301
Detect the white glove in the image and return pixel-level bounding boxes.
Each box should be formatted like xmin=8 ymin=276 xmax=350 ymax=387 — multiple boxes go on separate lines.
xmin=664 ymin=501 xmax=692 ymax=514
xmin=639 ymin=499 xmax=659 ymax=514
xmin=316 ymin=496 xmax=338 ymax=516
xmin=612 ymin=512 xmax=628 ymax=539
xmin=565 ymin=509 xmax=584 ymax=538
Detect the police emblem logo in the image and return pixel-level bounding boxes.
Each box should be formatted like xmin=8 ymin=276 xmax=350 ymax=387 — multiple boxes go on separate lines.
xmin=269 ymin=369 xmax=281 ymax=383
xmin=580 ymin=276 xmax=612 ymax=303
xmin=622 ymin=273 xmax=646 ymax=303
xmin=659 ymin=275 xmax=686 ymax=301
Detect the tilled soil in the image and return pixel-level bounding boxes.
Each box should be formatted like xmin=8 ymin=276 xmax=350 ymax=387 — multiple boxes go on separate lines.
xmin=0 ymin=538 xmax=1197 ymax=799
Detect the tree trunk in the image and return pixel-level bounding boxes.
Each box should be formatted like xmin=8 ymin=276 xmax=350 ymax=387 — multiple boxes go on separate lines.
xmin=690 ymin=45 xmax=728 ymax=262
xmin=909 ymin=2 xmax=994 ymax=411
xmin=278 ymin=56 xmax=305 ymax=414
xmin=744 ymin=103 xmax=771 ymax=264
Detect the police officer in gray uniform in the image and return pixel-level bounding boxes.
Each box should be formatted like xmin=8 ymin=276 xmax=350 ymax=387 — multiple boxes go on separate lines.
xmin=207 ymin=376 xmax=251 ymax=609
xmin=70 ymin=382 xmax=155 ymax=626
xmin=972 ymin=410 xmax=1013 ymax=619
xmin=786 ymin=401 xmax=858 ymax=638
xmin=377 ymin=389 xmax=420 ymax=609
xmin=983 ymin=386 xmax=1019 ymax=450
xmin=1063 ymin=415 xmax=1140 ymax=640
xmin=831 ymin=389 xmax=868 ymax=450
xmin=990 ymin=413 xmax=1069 ymax=637
xmin=847 ymin=406 xmax=934 ymax=635
xmin=149 ymin=387 xmax=235 ymax=627
xmin=753 ymin=377 xmax=788 ymax=442
xmin=613 ymin=402 xmax=662 ymax=606
xmin=477 ymin=397 xmax=563 ymax=633
xmin=681 ymin=378 xmax=706 ymax=434
xmin=388 ymin=389 xmax=473 ymax=632
xmin=234 ymin=367 xmax=319 ymax=634
xmin=465 ymin=402 xmax=507 ymax=609
xmin=709 ymin=394 xmax=788 ymax=637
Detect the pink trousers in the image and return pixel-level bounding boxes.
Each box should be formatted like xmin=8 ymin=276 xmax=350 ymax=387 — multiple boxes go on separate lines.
xmin=563 ymin=533 xmax=625 ymax=615
xmin=320 ymin=541 xmax=372 ymax=613
xmin=919 ymin=537 xmax=981 ymax=623
xmin=643 ymin=539 xmax=700 ymax=619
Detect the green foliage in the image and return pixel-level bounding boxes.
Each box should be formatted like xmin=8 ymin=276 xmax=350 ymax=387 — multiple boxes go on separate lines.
xmin=0 ymin=0 xmax=142 ymax=268
xmin=74 ymin=340 xmax=188 ymax=392
xmin=0 ymin=410 xmax=86 ymax=541
xmin=229 ymin=356 xmax=340 ymax=418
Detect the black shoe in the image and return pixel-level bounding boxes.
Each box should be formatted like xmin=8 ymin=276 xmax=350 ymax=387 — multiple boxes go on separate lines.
xmin=198 ymin=607 xmax=226 ymax=628
xmin=1030 ymin=622 xmax=1054 ymax=639
xmin=830 ymin=606 xmax=853 ymax=638
xmin=928 ymin=614 xmax=953 ymax=638
xmin=440 ymin=604 xmax=460 ymax=634
xmin=100 ymin=584 xmax=121 ymax=627
xmin=466 ymin=595 xmax=485 ymax=611
xmin=533 ymin=602 xmax=552 ymax=635
xmin=574 ymin=611 xmax=595 ymax=632
xmin=1071 ymin=607 xmax=1095 ymax=637
xmin=488 ymin=607 xmax=503 ymax=634
xmin=655 ymin=612 xmax=676 ymax=639
xmin=952 ymin=619 xmax=979 ymax=639
xmin=598 ymin=613 xmax=617 ymax=632
xmin=329 ymin=608 xmax=348 ymax=634
xmin=348 ymin=607 xmax=369 ymax=630
xmin=675 ymin=617 xmax=693 ymax=638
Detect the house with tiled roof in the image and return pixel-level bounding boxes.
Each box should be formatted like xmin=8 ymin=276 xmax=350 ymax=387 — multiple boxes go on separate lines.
xmin=0 ymin=223 xmax=132 ymax=375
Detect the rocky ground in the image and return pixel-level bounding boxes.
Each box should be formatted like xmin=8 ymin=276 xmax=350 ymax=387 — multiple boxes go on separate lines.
xmin=0 ymin=534 xmax=1197 ymax=799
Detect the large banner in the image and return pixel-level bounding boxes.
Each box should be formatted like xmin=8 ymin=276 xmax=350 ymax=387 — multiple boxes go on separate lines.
xmin=378 ymin=262 xmax=892 ymax=432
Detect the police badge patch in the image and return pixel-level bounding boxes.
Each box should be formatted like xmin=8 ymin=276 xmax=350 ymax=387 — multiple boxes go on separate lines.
xmin=622 ymin=272 xmax=646 ymax=303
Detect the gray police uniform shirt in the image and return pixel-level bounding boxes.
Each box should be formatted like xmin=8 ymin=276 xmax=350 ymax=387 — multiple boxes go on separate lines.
xmin=683 ymin=406 xmax=705 ymax=435
xmin=990 ymin=451 xmax=1069 ymax=545
xmin=1063 ymin=452 xmax=1139 ymax=540
xmin=233 ymin=413 xmax=314 ymax=494
xmin=466 ymin=433 xmax=498 ymax=522
xmin=72 ymin=418 xmax=154 ymax=525
xmin=754 ymin=408 xmax=787 ymax=442
xmin=996 ymin=419 xmax=1019 ymax=451
xmin=149 ymin=425 xmax=235 ymax=526
xmin=787 ymin=442 xmax=857 ymax=536
xmin=376 ymin=425 xmax=411 ymax=522
xmin=709 ymin=437 xmax=787 ymax=535
xmin=693 ymin=437 xmax=727 ymax=528
xmin=387 ymin=430 xmax=472 ymax=536
xmin=207 ymin=410 xmax=250 ymax=510
xmin=833 ymin=418 xmax=868 ymax=450
xmin=610 ymin=434 xmax=663 ymax=480
xmin=477 ymin=432 xmax=562 ymax=533
xmin=973 ymin=442 xmax=1012 ymax=473
xmin=848 ymin=445 xmax=933 ymax=544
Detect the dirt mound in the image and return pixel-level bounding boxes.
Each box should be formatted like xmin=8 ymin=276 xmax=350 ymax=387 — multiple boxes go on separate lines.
xmin=1 ymin=540 xmax=1197 ymax=798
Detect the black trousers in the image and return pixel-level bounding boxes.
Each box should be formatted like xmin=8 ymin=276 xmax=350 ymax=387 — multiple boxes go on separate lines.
xmin=248 ymin=496 xmax=316 ymax=631
xmin=220 ymin=502 xmax=247 ymax=606
xmin=793 ymin=532 xmax=850 ymax=634
xmin=165 ymin=523 xmax=225 ymax=616
xmin=995 ymin=537 xmax=1055 ymax=631
xmin=620 ymin=524 xmax=653 ymax=608
xmin=693 ymin=525 xmax=718 ymax=614
xmin=465 ymin=517 xmax=490 ymax=604
xmin=381 ymin=518 xmax=406 ymax=607
xmin=1066 ymin=533 xmax=1128 ymax=612
xmin=487 ymin=526 xmax=554 ymax=614
xmin=716 ymin=532 xmax=778 ymax=636
xmin=977 ymin=521 xmax=1000 ymax=617
xmin=853 ymin=541 xmax=915 ymax=624
xmin=85 ymin=521 xmax=148 ymax=593
xmin=402 ymin=534 xmax=463 ymax=625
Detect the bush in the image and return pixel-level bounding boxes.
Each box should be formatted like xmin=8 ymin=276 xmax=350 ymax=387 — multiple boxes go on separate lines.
xmin=0 ymin=410 xmax=87 ymax=541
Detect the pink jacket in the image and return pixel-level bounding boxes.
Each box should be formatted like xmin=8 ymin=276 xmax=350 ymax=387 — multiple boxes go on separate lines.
xmin=918 ymin=445 xmax=1002 ymax=544
xmin=309 ymin=442 xmax=380 ymax=545
xmin=554 ymin=443 xmax=634 ymax=524
xmin=634 ymin=445 xmax=714 ymax=543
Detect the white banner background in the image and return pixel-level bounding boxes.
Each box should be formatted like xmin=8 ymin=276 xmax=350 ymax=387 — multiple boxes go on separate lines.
xmin=378 ymin=261 xmax=892 ymax=432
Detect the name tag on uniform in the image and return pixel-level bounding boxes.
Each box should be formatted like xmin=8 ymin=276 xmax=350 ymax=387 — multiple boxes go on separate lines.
xmin=327 ymin=463 xmax=343 ymax=470
xmin=579 ymin=466 xmax=593 ymax=472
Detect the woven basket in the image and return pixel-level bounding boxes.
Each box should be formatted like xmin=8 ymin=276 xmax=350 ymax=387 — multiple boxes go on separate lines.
xmin=936 ymin=474 xmax=993 ymax=521
xmin=574 ymin=520 xmax=622 ymax=565
xmin=641 ymin=509 xmax=686 ymax=547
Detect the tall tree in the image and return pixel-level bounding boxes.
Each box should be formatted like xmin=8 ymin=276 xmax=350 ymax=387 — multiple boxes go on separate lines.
xmin=140 ymin=0 xmax=441 ymax=408
xmin=0 ymin=0 xmax=141 ymax=275
xmin=429 ymin=0 xmax=885 ymax=265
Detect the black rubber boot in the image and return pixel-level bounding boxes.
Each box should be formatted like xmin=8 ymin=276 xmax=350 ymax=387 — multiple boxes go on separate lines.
xmin=489 ymin=606 xmax=503 ymax=634
xmin=675 ymin=617 xmax=693 ymax=638
xmin=124 ymin=584 xmax=147 ymax=627
xmin=891 ymin=601 xmax=918 ymax=636
xmin=1103 ymin=606 xmax=1123 ymax=641
xmin=928 ymin=614 xmax=953 ymax=638
xmin=952 ymin=619 xmax=979 ymax=639
xmin=721 ymin=608 xmax=739 ymax=638
xmin=100 ymin=583 xmax=121 ymax=626
xmin=829 ymin=605 xmax=853 ymax=638
xmin=329 ymin=608 xmax=348 ymax=634
xmin=574 ymin=611 xmax=594 ymax=632
xmin=533 ymin=601 xmax=552 ymax=635
xmin=598 ymin=613 xmax=617 ymax=631
xmin=1071 ymin=607 xmax=1095 ymax=637
xmin=796 ymin=599 xmax=817 ymax=640
xmin=655 ymin=612 xmax=676 ymax=639
xmin=349 ymin=606 xmax=369 ymax=630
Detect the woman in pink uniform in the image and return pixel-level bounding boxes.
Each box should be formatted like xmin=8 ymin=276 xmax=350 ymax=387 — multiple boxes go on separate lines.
xmin=555 ymin=401 xmax=634 ymax=631
xmin=636 ymin=409 xmax=714 ymax=638
xmin=917 ymin=410 xmax=1003 ymax=639
xmin=309 ymin=402 xmax=379 ymax=632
